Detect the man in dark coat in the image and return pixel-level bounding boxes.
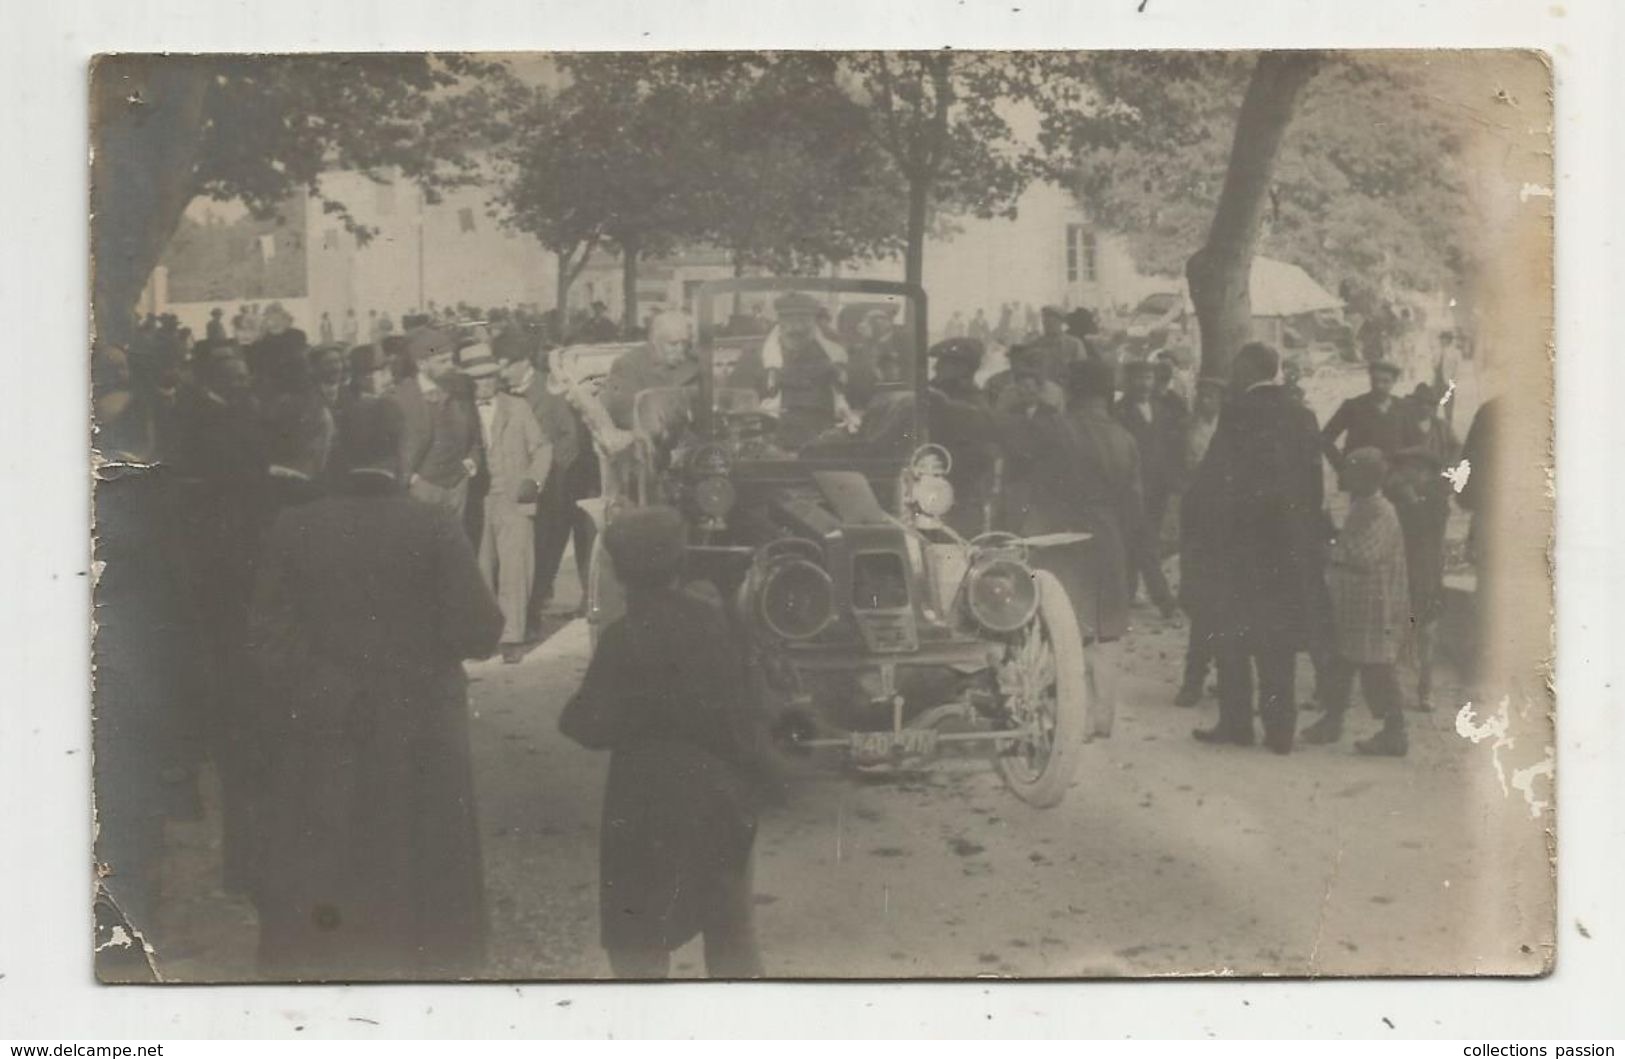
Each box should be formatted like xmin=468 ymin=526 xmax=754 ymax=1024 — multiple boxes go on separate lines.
xmin=924 ymin=337 xmax=1000 ymax=538
xmin=560 ymin=506 xmax=767 ymax=979
xmin=995 ymin=358 xmax=1136 ymax=738
xmin=169 ymin=348 xmax=268 ymax=888
xmin=222 ymin=393 xmax=333 ymax=896
xmin=243 ymin=305 xmax=310 ymax=396
xmin=1321 ymin=359 xmax=1415 ymax=471
xmin=1029 ymin=305 xmax=1089 ymax=385
xmin=246 ymin=398 xmax=503 ymax=980
xmin=1114 ymin=358 xmax=1185 ymax=609
xmin=1190 ymin=342 xmax=1327 ymax=754
xmin=1386 ymin=384 xmax=1457 ymax=711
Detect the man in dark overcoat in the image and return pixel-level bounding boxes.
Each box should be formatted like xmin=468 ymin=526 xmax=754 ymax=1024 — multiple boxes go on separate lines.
xmin=994 ymin=358 xmax=1135 ymax=738
xmin=924 ymin=337 xmax=1000 ymax=537
xmin=1189 ymin=342 xmax=1327 ymax=754
xmin=1114 ymin=358 xmax=1184 ymax=614
xmin=560 ymin=506 xmax=767 ymax=979
xmin=246 ymin=398 xmax=504 ymax=980
xmin=219 ymin=392 xmax=335 ymax=896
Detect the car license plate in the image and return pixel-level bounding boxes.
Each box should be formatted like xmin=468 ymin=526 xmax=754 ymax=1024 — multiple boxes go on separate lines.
xmin=849 ymin=729 xmax=939 ymax=762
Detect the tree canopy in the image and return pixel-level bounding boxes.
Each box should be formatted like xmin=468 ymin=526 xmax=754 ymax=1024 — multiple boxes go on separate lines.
xmin=1043 ymin=53 xmax=1475 ymax=300
xmin=92 ymin=53 xmax=499 ymax=347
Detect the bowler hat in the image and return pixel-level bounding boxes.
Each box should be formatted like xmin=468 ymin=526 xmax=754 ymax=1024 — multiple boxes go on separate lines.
xmin=928 ymin=337 xmax=985 ymax=365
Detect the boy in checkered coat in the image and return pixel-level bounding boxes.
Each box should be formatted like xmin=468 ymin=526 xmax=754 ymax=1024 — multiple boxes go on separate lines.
xmin=1301 ymin=447 xmax=1411 ymax=756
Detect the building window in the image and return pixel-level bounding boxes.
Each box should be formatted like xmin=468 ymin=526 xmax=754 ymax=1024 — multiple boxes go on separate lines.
xmin=1066 ymin=224 xmax=1099 ymax=284
xmin=374 ymin=182 xmax=396 ymax=216
xmin=458 ymin=207 xmax=477 ymax=234
xmin=322 ymin=228 xmax=340 ymax=250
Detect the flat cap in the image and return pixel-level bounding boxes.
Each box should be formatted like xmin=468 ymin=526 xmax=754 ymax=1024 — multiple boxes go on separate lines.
xmin=773 ymin=291 xmax=822 ymax=317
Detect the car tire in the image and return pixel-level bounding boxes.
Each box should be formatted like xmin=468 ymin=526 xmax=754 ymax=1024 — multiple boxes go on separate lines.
xmin=995 ymin=569 xmax=1089 ymax=809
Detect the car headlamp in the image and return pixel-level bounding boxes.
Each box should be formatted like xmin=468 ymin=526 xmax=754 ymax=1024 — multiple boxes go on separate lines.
xmin=909 ymin=443 xmax=955 ymax=520
xmin=758 ymin=558 xmax=836 ymax=641
xmin=692 ymin=474 xmax=736 ymax=520
xmin=965 ymin=555 xmax=1039 ymax=633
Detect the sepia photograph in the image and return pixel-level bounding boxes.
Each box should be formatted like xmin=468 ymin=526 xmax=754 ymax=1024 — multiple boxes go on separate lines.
xmin=87 ymin=47 xmax=1555 ymax=985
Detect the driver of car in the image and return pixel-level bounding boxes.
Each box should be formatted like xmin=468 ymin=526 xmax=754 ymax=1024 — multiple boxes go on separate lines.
xmin=727 ymin=292 xmax=862 ymax=450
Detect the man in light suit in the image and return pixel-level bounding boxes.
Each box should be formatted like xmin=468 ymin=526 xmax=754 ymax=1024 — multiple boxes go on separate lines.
xmin=464 ymin=346 xmax=552 ymax=663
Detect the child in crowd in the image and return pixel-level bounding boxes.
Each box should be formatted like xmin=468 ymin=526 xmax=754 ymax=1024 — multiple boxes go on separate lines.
xmin=1301 ymin=447 xmax=1411 ymax=756
xmin=559 ymin=506 xmax=768 ymax=978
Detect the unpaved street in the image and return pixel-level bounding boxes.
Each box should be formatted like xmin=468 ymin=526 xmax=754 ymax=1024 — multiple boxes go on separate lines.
xmin=470 ymin=604 xmax=1545 ymax=980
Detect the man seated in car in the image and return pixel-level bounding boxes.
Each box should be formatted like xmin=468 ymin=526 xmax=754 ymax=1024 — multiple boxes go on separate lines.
xmin=730 ymin=291 xmax=859 ymax=450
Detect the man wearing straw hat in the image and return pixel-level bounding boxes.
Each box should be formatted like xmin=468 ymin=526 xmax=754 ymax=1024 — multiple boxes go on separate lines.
xmin=463 ymin=344 xmax=552 ymax=663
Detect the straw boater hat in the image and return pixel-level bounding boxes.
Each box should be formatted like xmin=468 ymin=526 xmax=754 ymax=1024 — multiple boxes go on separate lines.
xmin=457 ymin=343 xmax=502 ymax=379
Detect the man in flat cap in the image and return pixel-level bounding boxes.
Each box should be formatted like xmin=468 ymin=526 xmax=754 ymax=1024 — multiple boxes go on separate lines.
xmin=1029 ymin=304 xmax=1089 ymax=387
xmin=560 ymin=506 xmax=767 ymax=978
xmin=1321 ymin=358 xmax=1416 ymax=471
xmin=925 ymin=337 xmax=1000 ymax=536
xmin=762 ymin=291 xmax=848 ymax=448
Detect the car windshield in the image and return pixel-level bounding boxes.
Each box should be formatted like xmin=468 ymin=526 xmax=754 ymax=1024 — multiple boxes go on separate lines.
xmin=699 ymin=284 xmax=923 ymax=464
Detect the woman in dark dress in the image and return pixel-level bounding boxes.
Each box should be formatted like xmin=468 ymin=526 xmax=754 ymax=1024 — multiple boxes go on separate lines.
xmin=560 ymin=506 xmax=768 ymax=978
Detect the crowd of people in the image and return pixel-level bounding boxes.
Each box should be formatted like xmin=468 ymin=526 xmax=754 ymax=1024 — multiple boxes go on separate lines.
xmin=90 ymin=287 xmax=1488 ymax=982
xmin=93 ymin=297 xmax=637 ymax=978
xmin=917 ymin=309 xmax=1479 ymax=761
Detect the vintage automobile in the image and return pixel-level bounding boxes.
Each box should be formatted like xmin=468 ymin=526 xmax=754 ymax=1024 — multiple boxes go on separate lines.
xmin=551 ymin=278 xmax=1091 ymax=807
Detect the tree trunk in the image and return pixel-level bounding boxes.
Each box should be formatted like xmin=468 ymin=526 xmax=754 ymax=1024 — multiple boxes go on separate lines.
xmin=1187 ymin=51 xmax=1322 ymax=382
xmin=903 ymin=176 xmax=930 ymax=289
xmin=555 ymin=248 xmax=576 ymax=320
xmin=619 ymin=238 xmax=640 ymax=337
xmin=90 ymin=57 xmax=212 ymax=351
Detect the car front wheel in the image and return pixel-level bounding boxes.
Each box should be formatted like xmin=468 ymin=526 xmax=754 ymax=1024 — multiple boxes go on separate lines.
xmin=994 ymin=569 xmax=1089 ymax=808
